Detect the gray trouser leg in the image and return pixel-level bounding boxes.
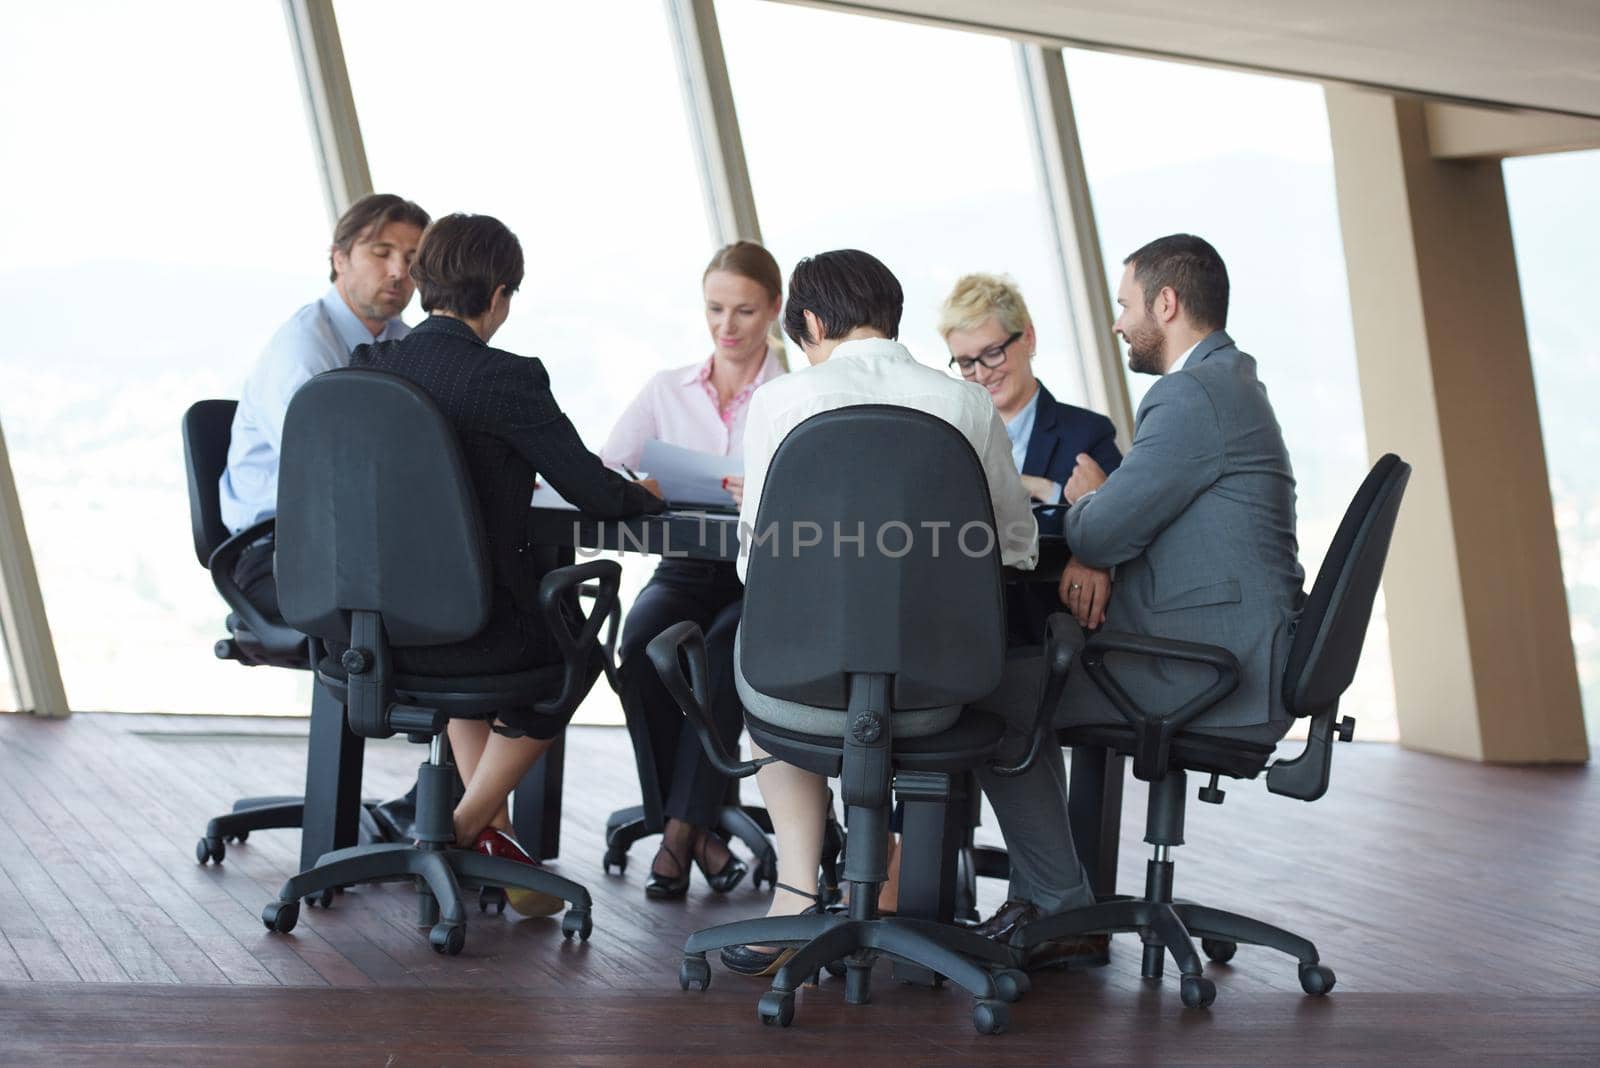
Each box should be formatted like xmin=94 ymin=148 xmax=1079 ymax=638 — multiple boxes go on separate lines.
xmin=972 ymin=651 xmax=1096 ymax=914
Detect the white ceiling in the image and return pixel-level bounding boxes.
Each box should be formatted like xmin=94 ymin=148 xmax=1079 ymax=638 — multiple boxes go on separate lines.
xmin=786 ymin=0 xmax=1600 ymax=118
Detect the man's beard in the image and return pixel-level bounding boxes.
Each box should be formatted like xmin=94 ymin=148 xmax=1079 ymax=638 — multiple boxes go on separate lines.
xmin=1125 ymin=319 xmax=1167 ymax=375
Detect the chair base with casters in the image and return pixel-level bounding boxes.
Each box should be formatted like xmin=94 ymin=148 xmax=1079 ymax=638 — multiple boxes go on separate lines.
xmin=1012 ymin=739 xmax=1334 ymax=1008
xmin=262 ymin=731 xmax=593 ymax=952
xmin=651 ymin=619 xmax=1073 ymax=1036
xmin=196 ymin=796 xmax=385 ymax=866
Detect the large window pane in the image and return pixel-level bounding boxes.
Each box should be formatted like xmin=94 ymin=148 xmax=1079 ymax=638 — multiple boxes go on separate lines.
xmin=0 ymin=2 xmax=329 ymax=714
xmin=715 ymin=1 xmax=1091 ymax=401
xmin=335 ymin=0 xmax=714 ymax=448
xmin=1505 ymin=150 xmax=1600 ymax=742
xmin=1065 ymin=50 xmax=1398 ymax=738
xmin=336 ymin=0 xmax=716 ymax=724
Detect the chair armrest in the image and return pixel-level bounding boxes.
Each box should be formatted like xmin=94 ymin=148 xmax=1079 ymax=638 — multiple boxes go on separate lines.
xmin=532 ymin=560 xmax=623 ymax=718
xmin=1266 ymin=705 xmax=1355 ymax=802
xmin=988 ymin=612 xmax=1076 ymax=778
xmin=577 ymin=580 xmax=623 ymax=693
xmin=204 ymin=518 xmax=282 ymax=642
xmin=1080 ymin=629 xmax=1241 ymax=781
xmin=647 ymin=620 xmax=774 ymax=780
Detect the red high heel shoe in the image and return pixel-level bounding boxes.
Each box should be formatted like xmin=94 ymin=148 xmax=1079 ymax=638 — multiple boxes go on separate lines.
xmin=474 ymin=827 xmax=562 ymax=917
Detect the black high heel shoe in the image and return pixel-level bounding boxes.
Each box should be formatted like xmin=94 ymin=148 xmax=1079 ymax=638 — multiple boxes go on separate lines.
xmin=720 ymin=882 xmax=819 ymax=976
xmin=644 ymin=841 xmax=690 ymax=900
xmin=694 ymin=831 xmax=748 ymax=894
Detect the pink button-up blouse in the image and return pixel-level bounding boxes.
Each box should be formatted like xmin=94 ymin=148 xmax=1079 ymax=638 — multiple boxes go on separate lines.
xmin=601 ymin=347 xmax=786 ymax=469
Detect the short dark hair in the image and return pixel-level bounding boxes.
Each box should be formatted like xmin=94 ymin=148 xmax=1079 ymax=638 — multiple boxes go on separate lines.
xmin=328 ymin=193 xmax=430 ymax=282
xmin=411 ymin=214 xmax=525 ymax=319
xmin=1123 ymin=234 xmax=1229 ymax=331
xmin=783 ymin=249 xmax=903 ymax=346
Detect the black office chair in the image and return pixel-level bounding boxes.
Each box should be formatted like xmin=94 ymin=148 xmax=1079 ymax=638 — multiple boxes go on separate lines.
xmin=258 ymin=368 xmax=609 ymax=954
xmin=651 ymin=406 xmax=1071 ymax=1035
xmin=183 ymin=399 xmax=357 ymax=864
xmin=1014 ymin=453 xmax=1411 ymax=1009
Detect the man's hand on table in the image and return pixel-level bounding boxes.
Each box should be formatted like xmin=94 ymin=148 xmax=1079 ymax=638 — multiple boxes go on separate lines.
xmin=635 ymin=478 xmax=663 ymax=499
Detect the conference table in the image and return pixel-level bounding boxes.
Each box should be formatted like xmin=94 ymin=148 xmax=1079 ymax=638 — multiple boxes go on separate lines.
xmin=297 ymin=502 xmax=1126 ymax=924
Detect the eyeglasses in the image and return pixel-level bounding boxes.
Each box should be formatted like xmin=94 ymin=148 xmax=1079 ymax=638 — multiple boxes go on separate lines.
xmin=948 ymin=331 xmax=1023 ymax=377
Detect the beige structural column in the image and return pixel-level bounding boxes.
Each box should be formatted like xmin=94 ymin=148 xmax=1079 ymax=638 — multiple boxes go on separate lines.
xmin=1325 ymin=88 xmax=1588 ymax=763
xmin=0 ymin=420 xmax=68 ymax=717
xmin=1015 ymin=44 xmax=1134 ymax=447
xmin=282 ymin=0 xmax=373 ymax=222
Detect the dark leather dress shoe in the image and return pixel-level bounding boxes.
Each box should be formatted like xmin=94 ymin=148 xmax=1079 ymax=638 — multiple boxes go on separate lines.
xmin=974 ymin=899 xmax=1039 ymax=942
xmin=974 ymin=899 xmax=1111 ymax=970
xmin=370 ymin=785 xmax=419 ymax=843
xmin=1026 ymin=932 xmax=1111 ymax=970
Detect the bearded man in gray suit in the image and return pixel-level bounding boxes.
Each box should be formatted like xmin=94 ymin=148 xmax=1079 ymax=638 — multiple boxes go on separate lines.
xmin=974 ymin=233 xmax=1304 ymax=967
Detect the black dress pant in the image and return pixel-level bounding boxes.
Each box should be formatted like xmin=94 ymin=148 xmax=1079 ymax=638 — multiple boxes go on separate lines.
xmin=232 ymin=533 xmax=281 ymax=619
xmin=617 ymin=559 xmax=744 ymax=828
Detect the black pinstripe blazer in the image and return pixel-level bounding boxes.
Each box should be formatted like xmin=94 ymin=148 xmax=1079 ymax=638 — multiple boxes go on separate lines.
xmin=350 ymin=315 xmax=662 ymax=671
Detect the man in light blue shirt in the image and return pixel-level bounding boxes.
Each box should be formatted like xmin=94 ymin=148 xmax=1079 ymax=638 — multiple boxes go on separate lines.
xmin=219 ymin=193 xmax=429 ymax=616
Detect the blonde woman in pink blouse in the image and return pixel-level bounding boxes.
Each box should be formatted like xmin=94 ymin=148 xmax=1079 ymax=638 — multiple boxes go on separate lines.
xmin=601 ymin=242 xmax=786 ymax=901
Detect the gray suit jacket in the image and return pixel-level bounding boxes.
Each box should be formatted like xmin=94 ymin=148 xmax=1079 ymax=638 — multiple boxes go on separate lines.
xmin=1062 ymin=331 xmax=1304 ymax=735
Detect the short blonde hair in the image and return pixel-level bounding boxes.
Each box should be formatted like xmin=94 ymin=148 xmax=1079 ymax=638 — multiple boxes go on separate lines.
xmin=938 ymin=273 xmax=1032 ymax=339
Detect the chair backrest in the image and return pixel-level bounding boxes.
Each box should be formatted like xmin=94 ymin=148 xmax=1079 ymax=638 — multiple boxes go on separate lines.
xmin=1282 ymin=453 xmax=1411 ymax=717
xmin=740 ymin=405 xmax=1007 ymax=712
xmin=182 ymin=399 xmax=237 ymax=567
xmin=275 ymin=368 xmax=492 ymax=648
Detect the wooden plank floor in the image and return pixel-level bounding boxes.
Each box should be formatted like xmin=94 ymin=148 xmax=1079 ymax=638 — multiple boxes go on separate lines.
xmin=0 ymin=711 xmax=1596 ymax=1065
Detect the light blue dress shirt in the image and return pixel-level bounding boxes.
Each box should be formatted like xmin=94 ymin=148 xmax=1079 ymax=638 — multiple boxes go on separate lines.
xmin=1002 ymin=384 xmax=1042 ymax=475
xmin=219 ymin=288 xmax=408 ymax=532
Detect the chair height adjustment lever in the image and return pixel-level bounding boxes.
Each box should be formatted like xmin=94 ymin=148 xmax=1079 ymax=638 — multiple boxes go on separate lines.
xmin=1197 ymin=772 xmax=1226 ymax=805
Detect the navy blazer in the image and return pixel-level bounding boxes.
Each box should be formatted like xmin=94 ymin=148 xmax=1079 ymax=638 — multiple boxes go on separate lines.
xmin=1006 ymin=382 xmax=1122 ymax=644
xmin=1022 ymin=383 xmax=1122 ymax=499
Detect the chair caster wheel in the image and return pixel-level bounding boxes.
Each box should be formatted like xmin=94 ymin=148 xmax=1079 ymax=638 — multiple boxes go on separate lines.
xmin=679 ymin=955 xmax=711 ymax=991
xmin=1201 ymin=938 xmax=1237 ymax=963
xmin=751 ymin=855 xmax=776 ymax=891
xmin=992 ymin=968 xmax=1030 ymax=1003
xmin=562 ymin=909 xmax=593 ymax=941
xmin=479 ymin=887 xmax=506 ymax=914
xmin=973 ymin=999 xmax=1010 ymax=1035
xmin=602 ymin=847 xmax=627 ymax=876
xmin=1180 ymin=975 xmax=1217 ymax=1009
xmin=1299 ymin=963 xmax=1336 ymax=995
xmin=429 ymin=923 xmax=465 ymax=956
xmin=305 ymin=889 xmax=334 ymax=909
xmin=757 ymin=990 xmax=794 ymax=1027
xmin=196 ymin=837 xmax=224 ymax=865
xmin=262 ymin=900 xmax=298 ymax=934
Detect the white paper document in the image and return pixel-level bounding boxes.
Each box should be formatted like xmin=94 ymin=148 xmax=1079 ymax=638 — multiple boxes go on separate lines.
xmin=639 ymin=439 xmax=741 ymax=509
xmin=530 ymin=481 xmax=577 ymax=510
